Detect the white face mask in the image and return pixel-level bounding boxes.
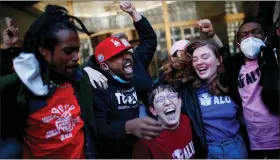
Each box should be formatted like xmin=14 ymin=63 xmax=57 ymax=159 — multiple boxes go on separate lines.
xmin=240 ymin=37 xmax=266 ymax=59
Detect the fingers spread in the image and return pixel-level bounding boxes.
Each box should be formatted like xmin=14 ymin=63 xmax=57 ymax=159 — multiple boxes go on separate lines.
xmin=90 ymin=79 xmax=97 ymax=88
xmin=96 ymin=80 xmax=102 ymax=88
xmin=102 ymin=76 xmax=108 ymax=82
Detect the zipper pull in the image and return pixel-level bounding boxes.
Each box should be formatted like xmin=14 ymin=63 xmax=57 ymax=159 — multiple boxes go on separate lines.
xmin=273 ymin=48 xmax=279 ymax=67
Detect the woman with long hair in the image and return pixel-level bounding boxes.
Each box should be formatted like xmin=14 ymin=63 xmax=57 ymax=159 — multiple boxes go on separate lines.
xmin=162 ymin=39 xmax=248 ymax=159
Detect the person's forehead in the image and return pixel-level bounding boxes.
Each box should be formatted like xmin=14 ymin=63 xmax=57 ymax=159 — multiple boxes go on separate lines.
xmin=154 ymin=89 xmax=175 ymax=98
xmin=55 ymin=29 xmax=79 ymax=44
xmin=193 ymin=46 xmax=213 ymax=56
xmin=239 ymin=22 xmax=262 ymax=33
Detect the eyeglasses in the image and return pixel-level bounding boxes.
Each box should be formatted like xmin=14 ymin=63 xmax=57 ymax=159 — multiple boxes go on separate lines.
xmin=154 ymin=93 xmax=178 ymax=105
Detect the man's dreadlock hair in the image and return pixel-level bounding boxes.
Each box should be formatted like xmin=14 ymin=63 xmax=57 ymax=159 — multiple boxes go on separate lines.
xmin=23 ymin=5 xmax=93 ymax=66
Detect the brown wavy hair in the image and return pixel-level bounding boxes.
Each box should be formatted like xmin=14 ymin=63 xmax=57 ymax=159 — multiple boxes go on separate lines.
xmin=161 ymin=39 xmax=228 ymax=96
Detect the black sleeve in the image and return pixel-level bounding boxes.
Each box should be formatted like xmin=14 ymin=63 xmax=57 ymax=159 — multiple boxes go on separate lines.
xmin=260 ymin=46 xmax=279 ymax=115
xmin=92 ymin=88 xmax=128 ymax=141
xmin=85 ymin=55 xmax=100 ymax=69
xmin=0 ymin=47 xmax=21 ymax=76
xmin=133 ymin=16 xmax=157 ymax=69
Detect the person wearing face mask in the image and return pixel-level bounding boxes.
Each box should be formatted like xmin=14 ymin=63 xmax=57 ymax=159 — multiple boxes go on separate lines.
xmin=162 ymin=39 xmax=248 ymax=159
xmin=132 ymin=82 xmax=195 ymax=159
xmin=223 ymin=18 xmax=280 ymax=159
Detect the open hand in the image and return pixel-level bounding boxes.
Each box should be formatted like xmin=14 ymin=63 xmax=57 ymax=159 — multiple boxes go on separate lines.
xmin=83 ymin=67 xmax=108 ymax=89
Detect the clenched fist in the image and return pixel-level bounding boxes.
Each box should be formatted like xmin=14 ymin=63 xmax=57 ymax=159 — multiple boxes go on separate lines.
xmin=120 ymin=1 xmax=136 ymax=14
xmin=197 ymin=19 xmax=215 ymax=38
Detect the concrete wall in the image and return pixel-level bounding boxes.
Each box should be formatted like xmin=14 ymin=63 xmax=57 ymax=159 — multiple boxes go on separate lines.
xmin=0 ymin=2 xmax=36 ymax=43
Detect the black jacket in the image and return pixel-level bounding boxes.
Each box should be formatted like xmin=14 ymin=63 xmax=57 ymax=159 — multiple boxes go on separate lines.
xmin=90 ymin=75 xmax=139 ymax=158
xmin=87 ymin=16 xmax=156 ymax=107
xmin=177 ymin=84 xmax=208 ymax=159
xmin=0 ymin=47 xmax=22 ymax=140
xmin=86 ymin=16 xmax=157 ymax=158
xmin=223 ymin=44 xmax=279 ymax=115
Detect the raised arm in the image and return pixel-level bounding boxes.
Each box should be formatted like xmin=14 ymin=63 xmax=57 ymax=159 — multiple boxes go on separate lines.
xmin=1 ymin=17 xmax=21 ymax=76
xmin=197 ymin=19 xmax=224 ymax=49
xmin=120 ymin=1 xmax=157 ymax=69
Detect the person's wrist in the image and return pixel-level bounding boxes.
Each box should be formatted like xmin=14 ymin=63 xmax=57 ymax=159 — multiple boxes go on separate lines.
xmin=128 ymin=10 xmax=137 ymax=16
xmin=205 ymin=31 xmax=215 ymax=38
xmin=125 ymin=120 xmax=132 ymax=134
xmin=129 ymin=10 xmax=142 ymax=22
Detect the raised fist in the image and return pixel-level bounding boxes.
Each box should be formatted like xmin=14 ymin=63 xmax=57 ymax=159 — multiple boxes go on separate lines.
xmin=197 ymin=19 xmax=215 ymax=38
xmin=120 ymin=1 xmax=136 ymax=14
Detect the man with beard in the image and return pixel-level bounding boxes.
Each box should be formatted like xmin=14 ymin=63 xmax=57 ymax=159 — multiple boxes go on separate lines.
xmin=86 ymin=2 xmax=162 ymax=158
xmin=85 ymin=1 xmax=156 ymax=107
xmin=0 ymin=5 xmax=97 ymax=158
xmin=132 ymin=82 xmax=195 ymax=159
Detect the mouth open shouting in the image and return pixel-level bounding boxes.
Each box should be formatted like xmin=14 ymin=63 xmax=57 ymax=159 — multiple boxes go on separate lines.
xmin=151 ymin=90 xmax=182 ymax=129
xmin=122 ymin=58 xmax=133 ymax=79
xmin=164 ymin=107 xmax=177 ymax=120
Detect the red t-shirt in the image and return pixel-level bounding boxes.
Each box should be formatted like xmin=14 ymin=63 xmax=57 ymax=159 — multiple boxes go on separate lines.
xmin=132 ymin=114 xmax=195 ymax=159
xmin=22 ymin=82 xmax=85 ymax=158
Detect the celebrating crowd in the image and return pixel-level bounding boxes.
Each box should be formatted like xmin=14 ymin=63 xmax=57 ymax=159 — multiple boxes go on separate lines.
xmin=0 ymin=1 xmax=279 ymax=159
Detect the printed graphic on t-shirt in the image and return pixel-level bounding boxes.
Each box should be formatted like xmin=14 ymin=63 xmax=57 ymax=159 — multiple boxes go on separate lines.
xmin=238 ymin=67 xmax=260 ymax=88
xmin=114 ymin=87 xmax=138 ymax=110
xmin=198 ymin=93 xmax=232 ymax=107
xmin=42 ymin=104 xmax=81 ymax=141
xmin=172 ymin=141 xmax=195 ymax=159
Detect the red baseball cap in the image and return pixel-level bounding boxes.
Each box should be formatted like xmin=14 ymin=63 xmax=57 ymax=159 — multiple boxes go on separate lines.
xmin=94 ymin=37 xmax=134 ymax=64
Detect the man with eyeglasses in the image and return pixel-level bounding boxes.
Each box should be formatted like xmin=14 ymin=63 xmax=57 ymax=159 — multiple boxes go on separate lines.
xmin=132 ymin=82 xmax=195 ymax=159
